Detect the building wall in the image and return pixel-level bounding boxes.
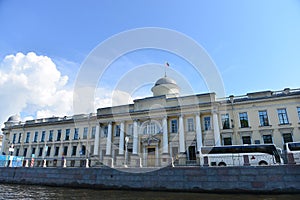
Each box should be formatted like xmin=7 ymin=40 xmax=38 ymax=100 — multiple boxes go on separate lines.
xmin=2 ymin=114 xmax=98 ymax=167
xmin=1 ymin=88 xmax=300 ymax=167
xmin=0 ymin=166 xmax=300 ymax=193
xmin=222 ymin=94 xmax=300 ymax=148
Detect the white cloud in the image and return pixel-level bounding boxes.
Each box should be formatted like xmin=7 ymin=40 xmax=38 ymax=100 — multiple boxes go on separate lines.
xmin=0 ymin=52 xmax=73 ymax=128
xmin=0 ymin=52 xmax=143 ymax=131
xmin=94 ymin=88 xmax=134 ymax=109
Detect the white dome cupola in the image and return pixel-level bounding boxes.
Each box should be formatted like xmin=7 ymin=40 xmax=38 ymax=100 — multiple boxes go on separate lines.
xmin=151 ymin=76 xmax=180 ymax=97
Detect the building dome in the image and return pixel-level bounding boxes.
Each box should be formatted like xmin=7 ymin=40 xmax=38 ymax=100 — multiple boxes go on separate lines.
xmin=151 ymin=76 xmax=180 ymax=97
xmin=7 ymin=115 xmax=21 ymax=122
xmin=155 ymin=77 xmax=177 ymax=86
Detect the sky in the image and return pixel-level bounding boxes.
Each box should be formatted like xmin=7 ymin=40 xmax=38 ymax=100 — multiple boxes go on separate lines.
xmin=0 ymin=0 xmax=300 ymax=129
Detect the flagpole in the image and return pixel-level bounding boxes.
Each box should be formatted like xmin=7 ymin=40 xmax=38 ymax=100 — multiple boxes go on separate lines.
xmin=165 ymin=62 xmax=169 ymax=77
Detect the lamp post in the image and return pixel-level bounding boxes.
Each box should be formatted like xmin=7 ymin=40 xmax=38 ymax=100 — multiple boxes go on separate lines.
xmin=124 ymin=136 xmax=129 ymax=167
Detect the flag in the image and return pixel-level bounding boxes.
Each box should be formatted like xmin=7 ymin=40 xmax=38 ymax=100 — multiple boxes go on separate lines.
xmin=165 ymin=62 xmax=169 ymax=67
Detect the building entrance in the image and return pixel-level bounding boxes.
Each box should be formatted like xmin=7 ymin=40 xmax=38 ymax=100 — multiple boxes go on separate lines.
xmin=147 ymin=147 xmax=156 ymax=167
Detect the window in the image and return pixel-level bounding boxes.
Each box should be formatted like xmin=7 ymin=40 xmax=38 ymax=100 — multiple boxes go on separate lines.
xmin=91 ymin=145 xmax=95 ymax=156
xmin=143 ymin=122 xmax=159 ymax=135
xmin=204 ymin=116 xmax=211 ymax=131
xmin=25 ymin=132 xmax=30 ymax=143
xmin=16 ymin=149 xmax=19 ymax=156
xmin=12 ymin=133 xmax=16 ymax=144
xmin=282 ymin=133 xmax=293 ymax=143
xmin=63 ymin=146 xmax=68 ymax=156
xmin=41 ymin=131 xmax=45 ymax=142
xmin=263 ymin=134 xmax=273 ymax=144
xmin=259 ymin=111 xmax=269 ymax=126
xmin=221 ymin=114 xmax=230 ymax=129
xmin=46 ymin=147 xmax=51 ymax=156
xmin=171 ymin=119 xmax=178 ymax=133
xmin=65 ymin=129 xmax=70 ymax=140
xmin=18 ymin=133 xmax=22 ymax=143
xmin=80 ymin=145 xmax=86 ymax=155
xmin=57 ymin=130 xmax=61 ymax=141
xmin=127 ymin=124 xmax=133 ymax=136
xmin=188 ymin=146 xmax=196 ymax=161
xmin=38 ymin=147 xmax=43 ymax=156
xmin=33 ymin=131 xmax=38 ymax=142
xmin=298 ymin=107 xmax=300 ymax=121
xmin=49 ymin=130 xmax=53 ymax=142
xmin=102 ymin=126 xmax=108 ymax=137
xmin=242 ymin=136 xmax=251 ymax=144
xmin=83 ymin=127 xmax=88 ymax=139
xmin=23 ymin=148 xmax=27 ymax=157
xmin=74 ymin=128 xmax=79 ymax=140
xmin=115 ymin=125 xmax=120 ymax=137
xmin=277 ymin=108 xmax=289 ymax=125
xmin=171 ymin=147 xmax=178 ymax=159
xmin=72 ymin=146 xmax=77 ymax=156
xmin=223 ymin=137 xmax=232 ymax=145
xmin=239 ymin=112 xmax=249 ymax=128
xmin=54 ymin=147 xmax=59 ymax=156
xmin=31 ymin=147 xmax=36 ymax=156
xmin=187 ymin=118 xmax=194 ymax=132
xmin=91 ymin=126 xmax=96 ymax=139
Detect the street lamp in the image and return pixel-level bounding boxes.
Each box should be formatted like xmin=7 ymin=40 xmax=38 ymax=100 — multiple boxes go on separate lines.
xmin=124 ymin=136 xmax=129 ymax=168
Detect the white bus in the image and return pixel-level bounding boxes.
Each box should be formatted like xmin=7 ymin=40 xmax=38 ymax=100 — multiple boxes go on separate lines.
xmin=200 ymin=144 xmax=282 ymax=167
xmin=283 ymin=142 xmax=300 ymax=164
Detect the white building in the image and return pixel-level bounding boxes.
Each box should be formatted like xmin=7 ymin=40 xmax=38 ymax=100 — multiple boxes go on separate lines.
xmin=2 ymin=76 xmax=300 ymax=167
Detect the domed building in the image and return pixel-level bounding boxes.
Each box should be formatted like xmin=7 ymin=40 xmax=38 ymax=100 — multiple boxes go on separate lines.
xmin=151 ymin=76 xmax=180 ymax=97
xmin=1 ymin=75 xmax=300 ymax=168
xmin=7 ymin=115 xmax=21 ymax=123
xmin=4 ymin=115 xmax=21 ymax=127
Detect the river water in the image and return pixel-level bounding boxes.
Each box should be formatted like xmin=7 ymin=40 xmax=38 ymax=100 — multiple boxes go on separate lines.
xmin=0 ymin=183 xmax=299 ymax=200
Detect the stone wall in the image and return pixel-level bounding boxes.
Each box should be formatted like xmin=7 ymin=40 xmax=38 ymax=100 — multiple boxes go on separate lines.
xmin=0 ymin=165 xmax=300 ymax=193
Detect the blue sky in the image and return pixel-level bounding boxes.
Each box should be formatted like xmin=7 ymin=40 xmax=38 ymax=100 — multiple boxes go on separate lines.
xmin=0 ymin=0 xmax=300 ymax=123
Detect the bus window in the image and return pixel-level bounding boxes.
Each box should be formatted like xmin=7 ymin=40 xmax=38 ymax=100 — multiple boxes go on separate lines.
xmin=284 ymin=142 xmax=300 ymax=164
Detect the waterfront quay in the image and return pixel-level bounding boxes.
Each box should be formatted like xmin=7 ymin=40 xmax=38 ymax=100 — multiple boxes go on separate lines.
xmin=1 ymin=165 xmax=300 ymax=194
xmin=2 ymin=183 xmax=300 ymax=200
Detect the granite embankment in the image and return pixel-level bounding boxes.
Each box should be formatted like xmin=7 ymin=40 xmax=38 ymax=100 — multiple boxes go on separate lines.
xmin=0 ymin=165 xmax=300 ymax=193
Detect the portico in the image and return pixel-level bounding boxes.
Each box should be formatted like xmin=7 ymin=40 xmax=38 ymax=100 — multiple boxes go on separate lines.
xmin=96 ymin=76 xmax=221 ymax=167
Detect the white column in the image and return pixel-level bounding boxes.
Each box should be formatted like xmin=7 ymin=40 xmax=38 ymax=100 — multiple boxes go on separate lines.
xmin=1 ymin=134 xmax=6 ymax=153
xmin=179 ymin=115 xmax=185 ymax=153
xmin=106 ymin=122 xmax=112 ymax=155
xmin=132 ymin=120 xmax=138 ymax=155
xmin=213 ymin=112 xmax=221 ymax=146
xmin=118 ymin=122 xmax=125 ymax=155
xmin=93 ymin=123 xmax=100 ymax=155
xmin=162 ymin=117 xmax=168 ymax=154
xmin=196 ymin=113 xmax=203 ymax=152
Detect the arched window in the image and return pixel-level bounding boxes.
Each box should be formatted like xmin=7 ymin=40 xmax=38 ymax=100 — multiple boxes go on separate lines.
xmin=142 ymin=121 xmax=161 ymax=135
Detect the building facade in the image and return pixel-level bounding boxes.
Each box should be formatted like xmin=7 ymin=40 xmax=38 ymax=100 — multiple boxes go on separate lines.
xmin=1 ymin=76 xmax=300 ymax=167
xmin=0 ymin=134 xmax=3 ymax=153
